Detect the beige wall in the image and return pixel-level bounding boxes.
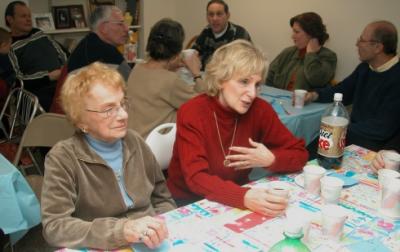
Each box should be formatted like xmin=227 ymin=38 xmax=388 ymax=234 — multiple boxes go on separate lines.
xmin=143 ymin=0 xmax=400 ymax=80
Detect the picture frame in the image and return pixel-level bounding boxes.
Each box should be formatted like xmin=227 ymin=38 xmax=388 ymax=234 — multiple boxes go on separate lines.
xmin=69 ymin=5 xmax=87 ymax=28
xmin=52 ymin=5 xmax=87 ymax=29
xmin=53 ymin=6 xmax=71 ymax=29
xmin=88 ymin=0 xmax=116 ymax=13
xmin=32 ymin=13 xmax=55 ymax=31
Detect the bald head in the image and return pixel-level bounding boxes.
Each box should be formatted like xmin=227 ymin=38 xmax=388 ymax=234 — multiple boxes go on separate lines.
xmin=369 ymin=20 xmax=398 ymax=55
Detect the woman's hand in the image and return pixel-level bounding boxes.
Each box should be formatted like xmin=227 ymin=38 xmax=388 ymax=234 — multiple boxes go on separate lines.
xmin=182 ymin=51 xmax=201 ymax=77
xmin=123 ymin=216 xmax=168 ymax=249
xmin=226 ymin=138 xmax=275 ymax=170
xmin=244 ymin=188 xmax=289 ymax=216
xmin=306 ymin=38 xmax=321 ymax=53
xmin=371 ymin=150 xmax=386 ymax=173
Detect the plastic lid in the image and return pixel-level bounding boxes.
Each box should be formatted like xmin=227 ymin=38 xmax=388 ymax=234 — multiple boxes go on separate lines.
xmin=284 ymin=220 xmax=303 ymax=238
xmin=334 ymin=93 xmax=343 ymax=101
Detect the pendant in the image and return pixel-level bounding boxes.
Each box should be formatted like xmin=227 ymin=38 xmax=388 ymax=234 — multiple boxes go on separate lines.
xmin=224 ymin=159 xmax=230 ymax=167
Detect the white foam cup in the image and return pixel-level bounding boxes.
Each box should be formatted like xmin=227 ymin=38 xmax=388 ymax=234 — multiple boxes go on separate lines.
xmin=268 ymin=181 xmax=290 ymax=198
xmin=303 ymin=165 xmax=326 ymax=195
xmin=382 ymin=150 xmax=400 ymax=171
xmin=321 ymin=205 xmax=348 ymax=240
xmin=378 ymin=170 xmax=400 ymax=219
xmin=320 ymin=176 xmax=344 ymax=204
xmin=181 ymin=49 xmax=196 ymax=61
xmin=294 ymin=89 xmax=307 ymax=108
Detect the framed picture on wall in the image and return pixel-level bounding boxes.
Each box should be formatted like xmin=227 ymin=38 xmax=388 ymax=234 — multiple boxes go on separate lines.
xmin=88 ymin=0 xmax=116 ymax=12
xmin=52 ymin=5 xmax=87 ymax=29
xmin=69 ymin=5 xmax=87 ymax=28
xmin=53 ymin=6 xmax=71 ymax=29
xmin=32 ymin=13 xmax=55 ymax=31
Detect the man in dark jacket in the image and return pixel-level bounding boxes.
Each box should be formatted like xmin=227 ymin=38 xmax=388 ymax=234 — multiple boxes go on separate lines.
xmin=5 ymin=1 xmax=67 ymax=111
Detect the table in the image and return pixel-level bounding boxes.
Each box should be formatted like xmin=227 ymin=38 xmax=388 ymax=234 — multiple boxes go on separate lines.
xmin=0 ymin=154 xmax=41 ymax=244
xmin=59 ymin=145 xmax=400 ymax=252
xmin=260 ymin=86 xmax=329 ymax=145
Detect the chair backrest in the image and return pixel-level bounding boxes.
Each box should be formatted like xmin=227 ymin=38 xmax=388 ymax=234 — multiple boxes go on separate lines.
xmin=13 ymin=113 xmax=75 ymax=165
xmin=0 ymin=88 xmax=40 ymax=141
xmin=145 ymin=123 xmax=176 ymax=170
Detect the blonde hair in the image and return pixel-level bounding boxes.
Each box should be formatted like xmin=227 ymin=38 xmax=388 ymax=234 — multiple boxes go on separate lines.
xmin=204 ymin=39 xmax=267 ymax=96
xmin=60 ymin=62 xmax=126 ymax=126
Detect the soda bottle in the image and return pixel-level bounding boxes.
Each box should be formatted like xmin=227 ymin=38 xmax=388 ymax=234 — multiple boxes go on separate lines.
xmin=268 ymin=221 xmax=311 ymax=252
xmin=317 ymin=93 xmax=349 ymax=169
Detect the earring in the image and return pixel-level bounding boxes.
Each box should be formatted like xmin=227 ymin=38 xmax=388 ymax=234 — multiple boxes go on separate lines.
xmin=81 ymin=128 xmax=88 ymax=133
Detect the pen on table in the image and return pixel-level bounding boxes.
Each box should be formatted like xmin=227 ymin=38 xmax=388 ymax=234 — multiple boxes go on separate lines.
xmin=242 ymin=239 xmax=260 ymax=250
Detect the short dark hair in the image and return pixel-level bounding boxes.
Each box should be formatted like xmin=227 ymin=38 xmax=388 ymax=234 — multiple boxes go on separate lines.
xmin=5 ymin=1 xmax=27 ymax=27
xmin=0 ymin=27 xmax=11 ymax=44
xmin=146 ymin=18 xmax=185 ymax=60
xmin=371 ymin=21 xmax=398 ymax=55
xmin=290 ymin=12 xmax=329 ymax=46
xmin=207 ymin=0 xmax=229 ymax=14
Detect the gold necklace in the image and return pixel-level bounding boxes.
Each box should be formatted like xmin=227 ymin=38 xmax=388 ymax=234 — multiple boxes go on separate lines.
xmin=213 ymin=112 xmax=238 ymax=167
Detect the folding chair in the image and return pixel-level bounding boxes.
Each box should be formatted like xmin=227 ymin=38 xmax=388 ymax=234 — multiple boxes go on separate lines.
xmin=0 ymin=88 xmax=40 ymax=143
xmin=13 ymin=113 xmax=75 ymax=175
xmin=145 ymin=123 xmax=177 ymax=171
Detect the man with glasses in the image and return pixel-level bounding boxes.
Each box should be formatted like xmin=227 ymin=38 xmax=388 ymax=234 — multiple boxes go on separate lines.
xmin=67 ymin=5 xmax=131 ymax=80
xmin=191 ymin=0 xmax=251 ymax=69
xmin=305 ymin=20 xmax=400 ymax=152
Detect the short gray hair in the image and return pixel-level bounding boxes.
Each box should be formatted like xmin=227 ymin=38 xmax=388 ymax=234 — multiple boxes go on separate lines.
xmin=89 ymin=5 xmax=120 ymax=31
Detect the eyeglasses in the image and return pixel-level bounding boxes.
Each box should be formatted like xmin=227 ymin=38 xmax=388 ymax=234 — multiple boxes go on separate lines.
xmin=357 ymin=37 xmax=379 ymax=44
xmin=86 ymin=99 xmax=130 ymax=119
xmin=104 ymin=20 xmax=128 ymax=27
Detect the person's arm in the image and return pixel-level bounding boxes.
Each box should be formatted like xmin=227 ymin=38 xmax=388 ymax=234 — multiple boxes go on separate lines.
xmin=303 ymin=47 xmax=337 ymax=88
xmin=163 ymin=75 xmax=205 ymax=109
xmin=175 ymin=109 xmax=250 ymax=209
xmin=139 ymin=140 xmax=176 ymax=214
xmin=315 ymin=64 xmax=362 ymax=104
xmin=41 ymin=145 xmax=130 ymax=249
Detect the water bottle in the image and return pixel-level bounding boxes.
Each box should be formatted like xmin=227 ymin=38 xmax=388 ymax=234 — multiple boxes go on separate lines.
xmin=317 ymin=93 xmax=349 ymax=169
xmin=268 ymin=221 xmax=311 ymax=252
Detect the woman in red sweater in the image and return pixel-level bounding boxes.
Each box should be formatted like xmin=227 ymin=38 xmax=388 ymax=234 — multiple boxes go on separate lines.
xmin=167 ymin=40 xmax=308 ymax=216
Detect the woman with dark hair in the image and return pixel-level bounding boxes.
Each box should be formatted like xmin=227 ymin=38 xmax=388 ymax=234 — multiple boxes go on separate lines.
xmin=266 ymin=12 xmax=337 ymax=91
xmin=126 ymin=18 xmax=205 ymax=138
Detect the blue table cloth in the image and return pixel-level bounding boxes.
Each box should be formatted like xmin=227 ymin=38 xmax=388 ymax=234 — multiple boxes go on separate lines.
xmin=0 ymin=154 xmax=41 ymax=244
xmin=260 ymin=86 xmax=330 ymax=145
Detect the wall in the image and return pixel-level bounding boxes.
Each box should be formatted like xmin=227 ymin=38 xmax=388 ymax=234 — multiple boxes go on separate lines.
xmin=143 ymin=0 xmax=400 ymax=80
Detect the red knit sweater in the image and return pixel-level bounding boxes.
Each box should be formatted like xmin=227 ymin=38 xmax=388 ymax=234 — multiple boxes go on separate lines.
xmin=167 ymin=94 xmax=308 ymax=209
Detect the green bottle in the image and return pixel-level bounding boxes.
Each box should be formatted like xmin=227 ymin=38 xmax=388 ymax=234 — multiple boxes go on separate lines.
xmin=268 ymin=221 xmax=311 ymax=252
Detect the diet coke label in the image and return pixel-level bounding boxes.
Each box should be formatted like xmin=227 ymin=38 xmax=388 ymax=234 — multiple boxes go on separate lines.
xmin=318 ymin=116 xmax=348 ymax=158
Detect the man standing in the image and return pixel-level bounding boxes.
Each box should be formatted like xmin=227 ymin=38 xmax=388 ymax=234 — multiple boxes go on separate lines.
xmin=192 ymin=0 xmax=251 ymax=69
xmin=306 ymin=21 xmax=400 ymax=151
xmin=67 ymin=5 xmax=131 ymax=79
xmin=5 ymin=1 xmax=67 ymax=111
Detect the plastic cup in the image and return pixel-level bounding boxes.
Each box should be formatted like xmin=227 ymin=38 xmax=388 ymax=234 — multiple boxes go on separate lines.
xmin=181 ymin=49 xmax=196 ymax=61
xmin=378 ymin=169 xmax=400 ymax=219
xmin=294 ymin=89 xmax=307 ymax=108
xmin=268 ymin=181 xmax=290 ymax=198
xmin=321 ymin=205 xmax=348 ymax=240
xmin=320 ymin=176 xmax=344 ymax=204
xmin=382 ymin=150 xmax=400 ymax=171
xmin=303 ymin=165 xmax=326 ymax=195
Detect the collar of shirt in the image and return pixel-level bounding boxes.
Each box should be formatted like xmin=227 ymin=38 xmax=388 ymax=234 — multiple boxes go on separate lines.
xmin=369 ymin=55 xmax=399 ymax=72
xmin=213 ymin=23 xmax=229 ymax=39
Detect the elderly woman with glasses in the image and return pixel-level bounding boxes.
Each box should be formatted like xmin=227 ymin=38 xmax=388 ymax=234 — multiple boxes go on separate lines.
xmin=167 ymin=40 xmax=308 ymax=215
xmin=266 ymin=12 xmax=337 ymax=91
xmin=41 ymin=62 xmax=176 ymax=250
